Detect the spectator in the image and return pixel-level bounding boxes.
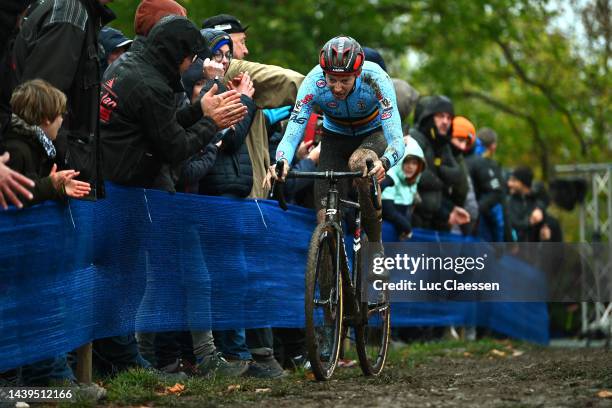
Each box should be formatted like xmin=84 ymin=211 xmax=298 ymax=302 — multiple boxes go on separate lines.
xmin=152 ymin=30 xmax=251 ymax=378
xmin=100 ymin=16 xmax=246 ymax=190
xmin=98 ymin=26 xmax=132 ymax=76
xmin=466 ymin=127 xmax=506 ymax=241
xmin=193 ymin=29 xmax=284 ymax=379
xmin=106 ymin=0 xmax=204 ymax=373
xmin=449 ymin=116 xmax=479 ymax=235
xmin=104 ymin=0 xmax=189 ymax=371
xmin=0 ymin=1 xmax=43 ymax=210
xmin=506 ymin=166 xmax=548 ymax=242
xmin=197 ymin=29 xmax=256 ymax=198
xmin=363 ymin=47 xmax=387 ymax=72
xmin=381 ymin=136 xmax=426 ymax=240
xmin=175 ymin=59 xmax=222 ymax=193
xmin=97 ymin=15 xmax=246 ymax=376
xmin=409 ymin=95 xmax=469 ymax=230
xmin=393 ymin=78 xmax=420 ymax=130
xmin=133 ymin=57 xmax=237 ymax=379
xmin=0 ymin=0 xmax=34 ymax=138
xmin=108 ymin=0 xmax=187 ymax=70
xmin=5 ymin=80 xmax=91 ymax=205
xmin=203 ymin=14 xmax=304 ymax=198
xmin=1 ymin=80 xmax=95 ymax=388
xmin=0 ymin=153 xmax=34 ymax=209
xmin=202 ymin=14 xmax=249 ymax=59
xmin=13 ymin=0 xmax=116 ymax=199
xmin=268 ymin=113 xmax=321 ymax=208
xmin=202 ymin=15 xmax=302 ymax=378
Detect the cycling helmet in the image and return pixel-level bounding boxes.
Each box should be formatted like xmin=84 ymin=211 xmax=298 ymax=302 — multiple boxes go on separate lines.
xmin=319 ymin=36 xmax=365 ymax=75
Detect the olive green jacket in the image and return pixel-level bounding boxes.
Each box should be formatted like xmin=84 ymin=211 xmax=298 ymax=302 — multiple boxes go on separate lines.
xmin=225 ymin=59 xmax=304 ymax=198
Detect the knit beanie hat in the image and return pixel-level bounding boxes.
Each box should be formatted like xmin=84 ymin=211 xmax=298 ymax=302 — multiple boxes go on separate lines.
xmin=512 ymin=166 xmax=534 ymax=188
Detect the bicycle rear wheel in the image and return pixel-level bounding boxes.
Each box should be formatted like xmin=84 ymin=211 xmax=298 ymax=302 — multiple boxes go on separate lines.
xmin=354 ymin=235 xmax=390 ymax=376
xmin=305 ymin=222 xmax=343 ymax=381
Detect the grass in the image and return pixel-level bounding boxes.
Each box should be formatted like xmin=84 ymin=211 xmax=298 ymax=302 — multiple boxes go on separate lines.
xmin=56 ymin=338 xmax=532 ymax=407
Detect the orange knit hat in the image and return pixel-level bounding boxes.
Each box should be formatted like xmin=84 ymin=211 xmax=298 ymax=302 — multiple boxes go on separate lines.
xmin=452 ymin=116 xmax=476 ymax=146
xmin=134 ymin=0 xmax=188 ymax=37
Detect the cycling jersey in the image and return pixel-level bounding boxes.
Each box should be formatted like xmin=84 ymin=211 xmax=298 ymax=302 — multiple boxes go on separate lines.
xmin=276 ymin=61 xmax=405 ymax=168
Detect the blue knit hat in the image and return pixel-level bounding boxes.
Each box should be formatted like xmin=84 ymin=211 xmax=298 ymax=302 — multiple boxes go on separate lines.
xmin=200 ymin=29 xmax=233 ymax=54
xmin=363 ymin=46 xmax=387 ymax=72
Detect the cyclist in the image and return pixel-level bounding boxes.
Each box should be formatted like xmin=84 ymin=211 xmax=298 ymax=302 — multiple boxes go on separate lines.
xmin=264 ymin=35 xmax=405 ymax=268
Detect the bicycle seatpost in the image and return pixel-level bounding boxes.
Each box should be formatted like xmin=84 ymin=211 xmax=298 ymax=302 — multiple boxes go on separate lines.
xmin=365 ymin=159 xmax=381 ymax=210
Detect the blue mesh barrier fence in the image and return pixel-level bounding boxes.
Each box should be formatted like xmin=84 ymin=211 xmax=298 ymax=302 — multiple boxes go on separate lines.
xmin=0 ymin=184 xmax=547 ymax=371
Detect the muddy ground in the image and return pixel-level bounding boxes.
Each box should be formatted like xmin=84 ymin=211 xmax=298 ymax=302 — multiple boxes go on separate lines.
xmin=55 ymin=340 xmax=612 ymax=407
xmin=216 ymin=345 xmax=612 ymax=408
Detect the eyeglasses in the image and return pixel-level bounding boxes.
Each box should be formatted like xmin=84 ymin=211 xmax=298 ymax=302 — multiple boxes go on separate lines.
xmin=212 ymin=50 xmax=232 ymax=62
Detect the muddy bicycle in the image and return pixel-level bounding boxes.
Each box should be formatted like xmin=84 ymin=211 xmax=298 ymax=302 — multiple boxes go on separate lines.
xmin=271 ymin=159 xmax=390 ymax=380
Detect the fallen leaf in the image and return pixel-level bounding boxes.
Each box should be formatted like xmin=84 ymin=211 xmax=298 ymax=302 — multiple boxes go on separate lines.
xmin=305 ymin=372 xmax=316 ymax=380
xmin=490 ymin=349 xmax=507 ymax=357
xmin=597 ymin=390 xmax=612 ymax=398
xmin=165 ymin=383 xmax=185 ymax=395
xmin=512 ymin=350 xmax=524 ymax=357
xmin=227 ymin=384 xmax=241 ymax=392
xmin=255 ymin=388 xmax=271 ymax=393
xmin=463 ymin=352 xmax=472 ymax=357
xmin=338 ymin=359 xmax=357 ymax=368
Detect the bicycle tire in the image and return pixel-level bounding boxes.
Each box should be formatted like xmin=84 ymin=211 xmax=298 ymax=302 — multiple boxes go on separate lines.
xmin=354 ymin=234 xmax=390 ymax=376
xmin=305 ymin=222 xmax=344 ymax=381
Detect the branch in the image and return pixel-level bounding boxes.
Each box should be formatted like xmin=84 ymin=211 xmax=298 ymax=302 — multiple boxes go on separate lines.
xmin=461 ymin=90 xmax=550 ymax=180
xmin=496 ymin=40 xmax=588 ymax=156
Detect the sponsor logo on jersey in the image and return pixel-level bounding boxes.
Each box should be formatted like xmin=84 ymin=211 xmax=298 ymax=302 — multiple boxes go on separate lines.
xmin=301 ymin=94 xmax=314 ymax=104
xmin=316 ymin=79 xmax=327 ymax=88
xmin=381 ymin=111 xmax=392 ymax=120
xmin=381 ymin=98 xmax=392 ymax=109
xmin=293 ymin=101 xmax=303 ymax=114
xmin=357 ymin=100 xmax=366 ymax=110
xmin=327 ymin=101 xmax=338 ymax=108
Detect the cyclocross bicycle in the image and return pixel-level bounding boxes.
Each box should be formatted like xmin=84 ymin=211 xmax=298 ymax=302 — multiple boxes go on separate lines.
xmin=272 ymin=159 xmax=390 ymax=381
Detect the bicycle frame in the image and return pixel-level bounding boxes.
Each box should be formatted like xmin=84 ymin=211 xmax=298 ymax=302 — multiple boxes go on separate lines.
xmin=271 ymin=159 xmax=380 ymax=324
xmin=324 ymin=179 xmax=364 ymax=323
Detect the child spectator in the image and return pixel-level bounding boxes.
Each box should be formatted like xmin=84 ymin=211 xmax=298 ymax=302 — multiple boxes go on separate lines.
xmin=381 ymin=136 xmax=426 ymax=239
xmin=177 ymin=58 xmax=222 ymax=193
xmin=5 ymin=79 xmax=90 ymax=205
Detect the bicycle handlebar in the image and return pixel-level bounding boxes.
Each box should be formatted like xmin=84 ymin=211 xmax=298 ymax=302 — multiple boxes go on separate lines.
xmin=269 ymin=158 xmax=381 ymax=212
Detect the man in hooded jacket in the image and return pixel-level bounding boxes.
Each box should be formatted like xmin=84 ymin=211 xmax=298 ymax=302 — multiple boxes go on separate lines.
xmin=95 ymin=16 xmax=246 ymax=375
xmin=99 ymin=16 xmax=246 ymax=190
xmin=409 ymin=95 xmax=468 ymax=231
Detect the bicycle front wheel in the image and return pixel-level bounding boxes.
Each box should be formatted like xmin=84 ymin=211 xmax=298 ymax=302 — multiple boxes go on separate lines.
xmin=305 ymin=222 xmax=343 ymax=381
xmin=354 ymin=235 xmax=390 ymax=376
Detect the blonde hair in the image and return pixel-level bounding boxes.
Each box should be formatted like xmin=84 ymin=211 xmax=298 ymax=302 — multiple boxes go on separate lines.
xmin=10 ymin=79 xmax=67 ymax=126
